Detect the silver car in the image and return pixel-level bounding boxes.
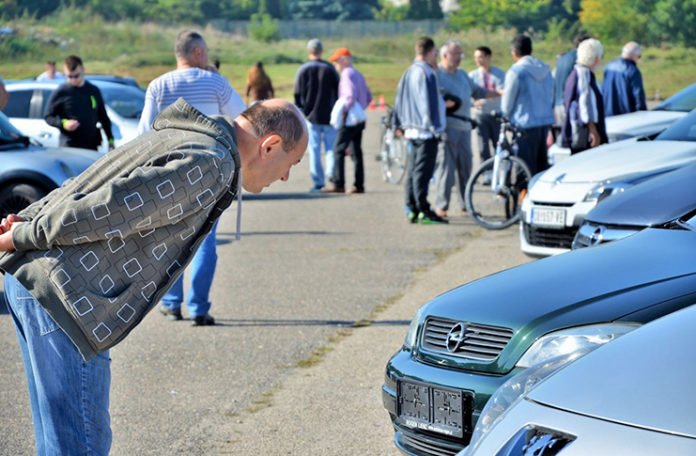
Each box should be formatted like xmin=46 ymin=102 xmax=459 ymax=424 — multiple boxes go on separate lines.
xmin=3 ymin=79 xmax=144 ymax=152
xmin=0 ymin=111 xmax=97 ymax=217
xmin=463 ymin=291 xmax=696 ymax=455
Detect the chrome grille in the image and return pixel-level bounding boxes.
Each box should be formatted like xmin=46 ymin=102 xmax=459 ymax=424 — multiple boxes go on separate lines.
xmin=421 ymin=317 xmax=513 ymax=361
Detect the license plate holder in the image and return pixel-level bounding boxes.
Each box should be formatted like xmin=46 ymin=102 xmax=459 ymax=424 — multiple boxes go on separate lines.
xmin=531 ymin=207 xmax=566 ymax=228
xmin=397 ymin=380 xmax=471 ymax=439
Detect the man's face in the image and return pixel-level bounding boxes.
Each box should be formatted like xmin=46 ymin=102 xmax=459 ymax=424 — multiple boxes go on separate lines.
xmin=65 ymin=64 xmax=85 ymax=87
xmin=444 ymin=45 xmax=462 ymax=70
xmin=46 ymin=63 xmax=56 ymax=75
xmin=243 ymin=139 xmax=307 ymax=193
xmin=425 ymin=47 xmax=437 ymax=67
xmin=474 ymin=50 xmax=490 ymax=68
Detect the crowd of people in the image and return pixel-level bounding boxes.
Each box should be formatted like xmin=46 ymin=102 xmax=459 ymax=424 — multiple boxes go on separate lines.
xmin=0 ymin=29 xmax=649 ymax=454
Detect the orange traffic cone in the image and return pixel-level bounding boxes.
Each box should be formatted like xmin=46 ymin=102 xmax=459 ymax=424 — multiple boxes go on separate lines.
xmin=378 ymin=94 xmax=386 ymax=110
xmin=368 ymin=99 xmax=376 ymax=111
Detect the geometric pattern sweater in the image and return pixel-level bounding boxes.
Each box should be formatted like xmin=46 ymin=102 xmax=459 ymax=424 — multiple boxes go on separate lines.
xmin=0 ymin=99 xmax=240 ymax=360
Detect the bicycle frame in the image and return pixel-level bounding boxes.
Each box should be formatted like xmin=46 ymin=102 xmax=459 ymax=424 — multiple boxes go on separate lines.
xmin=491 ymin=118 xmax=520 ymax=194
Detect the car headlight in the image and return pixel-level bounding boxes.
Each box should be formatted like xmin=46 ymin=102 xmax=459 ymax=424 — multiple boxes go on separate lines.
xmin=463 ymin=322 xmax=640 ymax=454
xmin=403 ymin=305 xmax=427 ymax=349
xmin=463 ymin=352 xmax=588 ymax=455
xmin=516 ymin=323 xmax=640 ymax=368
xmin=583 ymin=181 xmax=633 ymax=203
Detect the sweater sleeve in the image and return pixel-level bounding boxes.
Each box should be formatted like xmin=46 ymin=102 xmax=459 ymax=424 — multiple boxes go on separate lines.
xmin=501 ymin=69 xmax=519 ymax=119
xmin=137 ymin=88 xmax=158 ymax=135
xmin=11 ymin=150 xmax=232 ymax=252
xmin=94 ymin=87 xmax=113 ymax=142
xmin=44 ymin=89 xmax=65 ymax=130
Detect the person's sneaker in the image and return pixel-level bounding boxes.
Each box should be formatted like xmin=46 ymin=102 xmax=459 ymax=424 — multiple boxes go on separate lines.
xmin=191 ymin=314 xmax=216 ymax=326
xmin=309 ymin=185 xmax=324 ymax=193
xmin=159 ymin=305 xmax=183 ymax=321
xmin=322 ymin=184 xmax=345 ymax=193
xmin=418 ymin=211 xmax=449 ymax=224
xmin=407 ymin=211 xmax=418 ymax=224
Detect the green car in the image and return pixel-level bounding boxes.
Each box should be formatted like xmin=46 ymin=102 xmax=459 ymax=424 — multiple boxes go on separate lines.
xmin=383 ymin=227 xmax=696 ymax=456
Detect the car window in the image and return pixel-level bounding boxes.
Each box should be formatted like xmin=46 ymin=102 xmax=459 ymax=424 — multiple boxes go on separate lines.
xmin=3 ymin=89 xmax=32 ymax=118
xmin=99 ymin=86 xmax=144 ymax=119
xmin=0 ymin=112 xmax=26 ymax=144
xmin=655 ymin=84 xmax=696 ymax=112
xmin=656 ymin=110 xmax=696 ymax=142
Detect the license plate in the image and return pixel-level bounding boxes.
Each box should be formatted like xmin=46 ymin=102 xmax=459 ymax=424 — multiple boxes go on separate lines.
xmin=397 ymin=380 xmax=470 ymax=438
xmin=531 ymin=207 xmax=566 ymax=228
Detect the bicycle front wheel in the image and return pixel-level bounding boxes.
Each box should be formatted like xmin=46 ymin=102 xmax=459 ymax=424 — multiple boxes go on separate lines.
xmin=465 ymin=156 xmax=532 ymax=230
xmin=380 ymin=129 xmax=408 ymax=184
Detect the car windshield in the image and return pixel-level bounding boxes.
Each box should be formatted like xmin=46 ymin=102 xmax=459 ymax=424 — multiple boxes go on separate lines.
xmin=99 ymin=85 xmax=145 ymax=119
xmin=0 ymin=111 xmax=28 ymax=148
xmin=654 ymin=84 xmax=696 ymax=112
xmin=655 ymin=110 xmax=696 ymax=141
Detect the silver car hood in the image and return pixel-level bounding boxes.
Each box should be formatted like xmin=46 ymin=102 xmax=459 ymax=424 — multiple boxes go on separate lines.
xmin=539 ymin=139 xmax=696 ymax=184
xmin=606 ymin=110 xmax=686 ymax=137
xmin=528 ymin=304 xmax=696 ymax=439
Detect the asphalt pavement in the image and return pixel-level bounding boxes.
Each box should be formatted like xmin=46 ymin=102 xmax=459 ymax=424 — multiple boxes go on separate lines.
xmin=0 ymin=110 xmax=530 ymax=455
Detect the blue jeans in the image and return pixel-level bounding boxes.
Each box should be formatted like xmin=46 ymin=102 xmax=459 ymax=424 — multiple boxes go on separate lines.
xmin=161 ymin=220 xmax=218 ymax=317
xmin=307 ymin=122 xmax=336 ymax=189
xmin=4 ymin=273 xmax=112 ymax=456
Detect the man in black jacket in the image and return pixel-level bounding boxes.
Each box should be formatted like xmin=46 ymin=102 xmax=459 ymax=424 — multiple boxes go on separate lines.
xmin=293 ymin=38 xmax=340 ymax=192
xmin=44 ymin=55 xmax=114 ymax=151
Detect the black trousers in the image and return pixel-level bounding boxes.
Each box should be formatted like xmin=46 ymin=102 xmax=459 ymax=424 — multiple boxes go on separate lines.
xmin=332 ymin=122 xmax=365 ymax=189
xmin=516 ymin=126 xmax=550 ymax=177
xmin=404 ymin=137 xmax=439 ymax=214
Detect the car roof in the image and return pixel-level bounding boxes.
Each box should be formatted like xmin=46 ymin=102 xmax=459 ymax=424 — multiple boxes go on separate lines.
xmin=6 ymin=79 xmax=140 ymax=92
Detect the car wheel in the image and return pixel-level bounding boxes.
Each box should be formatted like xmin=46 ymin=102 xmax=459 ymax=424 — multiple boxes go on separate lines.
xmin=0 ymin=183 xmax=46 ymax=218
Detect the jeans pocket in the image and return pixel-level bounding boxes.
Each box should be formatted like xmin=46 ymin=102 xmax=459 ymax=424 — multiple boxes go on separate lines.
xmin=14 ymin=284 xmax=60 ymax=336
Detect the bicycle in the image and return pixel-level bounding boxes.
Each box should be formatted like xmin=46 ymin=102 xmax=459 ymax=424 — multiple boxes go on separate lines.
xmin=379 ymin=106 xmax=409 ymax=184
xmin=464 ymin=115 xmax=532 ymax=230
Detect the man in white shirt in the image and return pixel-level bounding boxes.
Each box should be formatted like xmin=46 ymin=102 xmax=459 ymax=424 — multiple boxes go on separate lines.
xmin=138 ymin=30 xmax=246 ymax=326
xmin=36 ymin=60 xmax=66 ymax=81
xmin=469 ymin=46 xmax=505 ymax=164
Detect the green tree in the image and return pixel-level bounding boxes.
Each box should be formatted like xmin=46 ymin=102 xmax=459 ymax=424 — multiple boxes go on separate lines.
xmin=374 ymin=0 xmax=409 ymax=21
xmin=407 ymin=0 xmax=442 ymax=19
xmin=579 ymin=0 xmax=654 ymax=43
xmin=447 ymin=0 xmax=572 ymax=33
xmin=651 ymin=0 xmax=696 ymax=46
xmin=287 ymin=0 xmax=376 ymax=19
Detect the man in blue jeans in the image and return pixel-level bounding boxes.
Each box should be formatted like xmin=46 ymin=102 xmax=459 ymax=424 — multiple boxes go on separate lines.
xmin=294 ymin=38 xmax=340 ymax=192
xmin=0 ymin=99 xmax=308 ymax=455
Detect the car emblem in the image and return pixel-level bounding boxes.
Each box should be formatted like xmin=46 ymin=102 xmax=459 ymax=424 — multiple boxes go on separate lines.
xmin=446 ymin=323 xmax=467 ymax=353
xmin=552 ymin=173 xmax=566 ymax=186
xmin=589 ymin=226 xmax=605 ymax=246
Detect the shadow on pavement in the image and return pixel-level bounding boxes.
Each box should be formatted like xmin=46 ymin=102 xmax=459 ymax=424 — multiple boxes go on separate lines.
xmin=212 ymin=318 xmax=409 ymax=327
xmin=217 ymin=230 xmax=343 ymax=238
xmin=0 ymin=293 xmax=7 ymax=314
xmin=244 ymin=192 xmax=331 ymax=201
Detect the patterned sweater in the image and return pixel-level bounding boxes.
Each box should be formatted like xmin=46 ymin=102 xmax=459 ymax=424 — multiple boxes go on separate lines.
xmin=0 ymin=99 xmax=240 ymax=360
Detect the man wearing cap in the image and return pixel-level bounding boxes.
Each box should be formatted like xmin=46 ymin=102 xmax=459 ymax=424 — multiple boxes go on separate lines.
xmin=294 ymin=38 xmax=340 ymax=192
xmin=324 ymin=48 xmax=372 ymax=194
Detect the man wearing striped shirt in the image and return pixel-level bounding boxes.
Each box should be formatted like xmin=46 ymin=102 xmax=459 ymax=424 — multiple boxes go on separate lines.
xmin=137 ymin=30 xmax=245 ymax=326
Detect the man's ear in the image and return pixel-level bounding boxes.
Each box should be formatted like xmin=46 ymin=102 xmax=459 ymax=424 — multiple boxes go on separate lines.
xmin=259 ymin=134 xmax=283 ymax=159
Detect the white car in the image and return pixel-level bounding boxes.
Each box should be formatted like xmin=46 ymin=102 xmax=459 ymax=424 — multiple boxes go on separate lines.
xmin=3 ymin=79 xmax=144 ymax=153
xmin=462 ymin=299 xmax=696 ymax=456
xmin=521 ymin=109 xmax=696 ymax=257
xmin=549 ymin=82 xmax=696 ymax=164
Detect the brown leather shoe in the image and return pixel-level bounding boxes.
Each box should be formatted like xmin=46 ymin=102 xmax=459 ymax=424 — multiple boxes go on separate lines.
xmin=322 ymin=184 xmax=345 ymax=193
xmin=347 ymin=186 xmax=365 ymax=194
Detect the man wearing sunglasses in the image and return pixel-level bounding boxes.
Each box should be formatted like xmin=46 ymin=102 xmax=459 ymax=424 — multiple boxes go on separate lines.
xmin=44 ymin=55 xmax=114 ymax=151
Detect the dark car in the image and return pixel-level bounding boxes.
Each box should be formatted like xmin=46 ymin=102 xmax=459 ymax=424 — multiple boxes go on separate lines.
xmin=573 ymin=163 xmax=696 ymax=249
xmin=383 ymin=227 xmax=696 ymax=455
xmin=85 ymin=74 xmax=144 ymax=91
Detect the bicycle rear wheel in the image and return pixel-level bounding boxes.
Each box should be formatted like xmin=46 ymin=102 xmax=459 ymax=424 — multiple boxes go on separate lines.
xmin=380 ymin=128 xmax=408 ymax=184
xmin=465 ymin=156 xmax=531 ymax=230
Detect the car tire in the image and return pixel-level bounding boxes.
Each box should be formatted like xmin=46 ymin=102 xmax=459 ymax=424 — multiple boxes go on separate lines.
xmin=0 ymin=183 xmax=46 ymax=218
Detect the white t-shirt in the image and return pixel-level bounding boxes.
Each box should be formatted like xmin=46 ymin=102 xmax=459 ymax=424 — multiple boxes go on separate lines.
xmin=138 ymin=68 xmax=245 ymax=134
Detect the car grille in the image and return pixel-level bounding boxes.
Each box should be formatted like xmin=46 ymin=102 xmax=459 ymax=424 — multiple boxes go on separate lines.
xmin=421 ymin=317 xmax=513 ymax=361
xmin=400 ymin=432 xmax=464 ymax=456
xmin=523 ymin=222 xmax=577 ymax=249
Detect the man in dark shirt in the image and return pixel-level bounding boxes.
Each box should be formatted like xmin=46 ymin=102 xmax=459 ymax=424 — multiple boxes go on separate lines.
xmin=602 ymin=41 xmax=647 ymax=117
xmin=293 ymin=38 xmax=340 ymax=192
xmin=44 ymin=55 xmax=114 ymax=151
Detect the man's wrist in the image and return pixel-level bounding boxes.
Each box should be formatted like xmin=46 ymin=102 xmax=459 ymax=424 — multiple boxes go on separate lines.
xmin=61 ymin=118 xmax=69 ymax=129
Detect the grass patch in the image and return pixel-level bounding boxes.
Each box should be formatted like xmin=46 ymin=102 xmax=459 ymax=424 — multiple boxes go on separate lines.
xmin=245 ymin=390 xmax=276 ymax=414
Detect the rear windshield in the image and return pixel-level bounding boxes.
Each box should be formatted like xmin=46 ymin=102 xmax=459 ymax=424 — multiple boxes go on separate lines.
xmin=655 ymin=84 xmax=696 ymax=112
xmin=99 ymin=86 xmax=145 ymax=119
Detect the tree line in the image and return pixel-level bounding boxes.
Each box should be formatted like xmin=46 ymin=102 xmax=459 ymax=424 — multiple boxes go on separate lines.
xmin=3 ymin=0 xmax=695 ymax=46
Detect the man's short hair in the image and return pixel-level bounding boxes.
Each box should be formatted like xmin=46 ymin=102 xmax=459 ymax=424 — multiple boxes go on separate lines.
xmin=47 ymin=60 xmax=56 ymax=66
xmin=622 ymin=41 xmax=641 ymax=59
xmin=476 ymin=46 xmax=492 ymax=56
xmin=415 ymin=36 xmax=435 ymax=58
xmin=573 ymin=33 xmax=592 ymax=48
xmin=241 ymin=102 xmax=305 ymax=153
xmin=511 ymin=35 xmax=532 ymax=57
xmin=175 ymin=30 xmax=206 ymax=59
xmin=307 ymin=38 xmax=323 ymax=55
xmin=64 ymin=55 xmax=83 ymax=71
